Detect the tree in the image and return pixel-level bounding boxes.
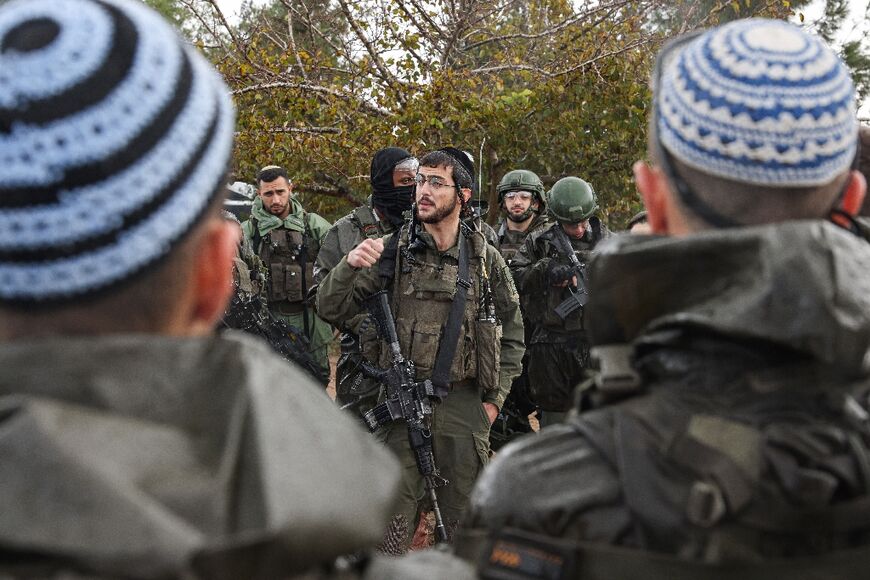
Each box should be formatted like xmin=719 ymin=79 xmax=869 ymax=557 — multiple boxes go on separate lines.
xmin=165 ymin=0 xmax=867 ymax=227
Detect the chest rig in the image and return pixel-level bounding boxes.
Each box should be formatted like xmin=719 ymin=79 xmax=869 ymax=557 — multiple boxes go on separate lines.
xmin=252 ymin=216 xmax=318 ymax=307
xmin=378 ymin=224 xmax=500 ymax=392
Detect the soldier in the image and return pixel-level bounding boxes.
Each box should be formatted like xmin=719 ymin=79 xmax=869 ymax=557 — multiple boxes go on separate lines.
xmin=494 ymin=169 xmax=551 ymax=264
xmin=0 ymin=0 xmax=440 ymax=577
xmin=316 ymin=147 xmax=524 ymax=553
xmin=315 ymin=147 xmax=418 ymax=410
xmin=242 ymin=166 xmax=333 ymax=380
xmin=459 ymin=19 xmax=870 ymax=579
xmin=489 ymin=170 xmax=551 ymax=450
xmin=511 ymin=176 xmax=610 ymax=427
xmin=221 ymin=212 xmax=327 ymax=383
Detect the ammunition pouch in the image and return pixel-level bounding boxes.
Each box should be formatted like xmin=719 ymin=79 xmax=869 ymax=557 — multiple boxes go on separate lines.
xmin=475 ymin=318 xmax=502 ymax=393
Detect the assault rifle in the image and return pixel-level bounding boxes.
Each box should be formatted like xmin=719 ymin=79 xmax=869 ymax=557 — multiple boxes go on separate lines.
xmin=551 ymin=225 xmax=589 ymax=321
xmin=358 ymin=290 xmax=450 ymax=544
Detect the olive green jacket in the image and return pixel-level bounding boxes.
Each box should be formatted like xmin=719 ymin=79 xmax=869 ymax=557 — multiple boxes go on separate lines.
xmin=314 ymin=198 xmax=396 ymax=286
xmin=0 ymin=332 xmax=400 ymax=579
xmin=316 ymin=224 xmax=525 ymax=409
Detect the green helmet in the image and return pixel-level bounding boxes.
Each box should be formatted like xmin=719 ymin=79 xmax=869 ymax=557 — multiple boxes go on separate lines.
xmin=547 ymin=176 xmax=598 ymax=222
xmin=497 ymin=169 xmax=545 ymax=205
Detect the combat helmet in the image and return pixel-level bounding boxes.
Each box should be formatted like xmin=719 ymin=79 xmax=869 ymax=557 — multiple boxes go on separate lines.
xmin=497 ymin=169 xmax=546 ymax=205
xmin=547 ymin=176 xmax=597 ymax=222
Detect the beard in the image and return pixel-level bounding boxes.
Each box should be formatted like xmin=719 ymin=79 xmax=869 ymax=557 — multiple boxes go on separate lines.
xmin=417 ymin=193 xmax=458 ymax=224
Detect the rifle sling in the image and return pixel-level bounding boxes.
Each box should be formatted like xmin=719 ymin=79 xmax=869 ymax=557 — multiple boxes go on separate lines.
xmin=430 ymin=230 xmax=472 ymax=399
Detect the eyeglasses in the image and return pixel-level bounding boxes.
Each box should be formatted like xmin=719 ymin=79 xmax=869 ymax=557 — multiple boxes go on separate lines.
xmin=504 ymin=191 xmax=533 ymax=200
xmin=414 ymin=173 xmax=457 ymax=191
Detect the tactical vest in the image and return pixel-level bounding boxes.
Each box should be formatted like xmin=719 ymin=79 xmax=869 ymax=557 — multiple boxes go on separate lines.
xmin=461 ymin=349 xmax=870 ymax=580
xmin=350 ymin=205 xmax=385 ymax=240
xmin=496 ymin=223 xmax=527 ymax=265
xmin=381 ymin=226 xmax=500 ymax=389
xmin=497 ymin=214 xmax=549 ymax=265
xmin=253 ymin=216 xmax=319 ymax=308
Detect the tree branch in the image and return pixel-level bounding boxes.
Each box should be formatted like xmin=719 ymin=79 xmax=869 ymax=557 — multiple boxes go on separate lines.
xmin=232 ymin=81 xmax=394 ymax=117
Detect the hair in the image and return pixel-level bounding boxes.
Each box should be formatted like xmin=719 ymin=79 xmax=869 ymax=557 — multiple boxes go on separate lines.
xmin=419 ymin=151 xmax=473 ymax=189
xmin=257 ymin=166 xmax=291 ymax=186
xmin=648 ymin=124 xmax=850 ymax=229
xmin=0 ymin=197 xmax=223 ymax=340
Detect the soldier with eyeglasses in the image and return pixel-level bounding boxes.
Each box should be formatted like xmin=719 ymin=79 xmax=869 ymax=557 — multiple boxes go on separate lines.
xmin=317 ymin=147 xmax=524 ymax=553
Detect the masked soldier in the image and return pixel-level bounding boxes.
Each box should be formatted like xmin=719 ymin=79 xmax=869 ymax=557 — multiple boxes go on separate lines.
xmin=316 ymin=147 xmax=524 ymax=553
xmin=489 ymin=169 xmax=552 ymax=449
xmin=511 ymin=176 xmax=610 ymax=427
xmin=315 ymin=147 xmax=418 ymax=410
xmin=242 ymin=166 xmax=333 ymax=380
xmin=460 ymin=19 xmax=870 ymax=580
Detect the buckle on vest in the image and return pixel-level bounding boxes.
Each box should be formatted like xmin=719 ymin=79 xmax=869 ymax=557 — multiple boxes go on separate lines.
xmin=686 ymin=480 xmax=727 ymax=528
xmin=591 ymin=344 xmax=641 ymax=394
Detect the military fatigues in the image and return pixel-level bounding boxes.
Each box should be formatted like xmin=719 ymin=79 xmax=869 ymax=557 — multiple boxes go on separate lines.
xmin=316 ymin=223 xmax=524 ymax=552
xmin=243 ymin=196 xmax=333 ymax=377
xmin=495 ymin=212 xmax=551 ymax=265
xmin=459 ymin=222 xmax=870 ymax=579
xmin=511 ymin=216 xmax=610 ymax=423
xmin=314 ymin=200 xmax=397 ymax=409
xmin=489 ymin=212 xmax=552 ymax=449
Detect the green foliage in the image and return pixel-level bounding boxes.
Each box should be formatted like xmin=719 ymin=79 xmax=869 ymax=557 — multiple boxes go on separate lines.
xmin=169 ymin=0 xmax=869 ymax=228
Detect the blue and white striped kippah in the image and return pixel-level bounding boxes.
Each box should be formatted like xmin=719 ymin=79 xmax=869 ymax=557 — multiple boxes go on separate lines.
xmin=657 ymin=19 xmax=858 ymax=187
xmin=0 ymin=0 xmax=235 ymax=304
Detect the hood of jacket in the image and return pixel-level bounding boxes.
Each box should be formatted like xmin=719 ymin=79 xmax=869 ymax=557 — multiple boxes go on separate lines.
xmin=0 ymin=331 xmax=399 ymax=579
xmin=587 ymin=221 xmax=870 ymax=378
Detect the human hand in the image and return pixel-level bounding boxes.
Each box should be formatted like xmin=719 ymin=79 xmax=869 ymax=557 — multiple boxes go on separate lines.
xmin=347 ymin=238 xmax=385 ymax=269
xmin=483 ymin=402 xmax=499 ymax=425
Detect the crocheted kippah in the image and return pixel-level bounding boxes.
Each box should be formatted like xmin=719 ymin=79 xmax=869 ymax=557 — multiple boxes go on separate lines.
xmin=657 ymin=19 xmax=858 ymax=187
xmin=0 ymin=0 xmax=235 ymax=304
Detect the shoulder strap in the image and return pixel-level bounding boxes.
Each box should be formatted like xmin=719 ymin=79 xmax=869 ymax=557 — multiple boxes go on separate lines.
xmin=429 ymin=229 xmax=472 ymax=399
xmin=250 ymin=216 xmax=262 ymax=253
xmin=353 ymin=205 xmax=382 ymax=239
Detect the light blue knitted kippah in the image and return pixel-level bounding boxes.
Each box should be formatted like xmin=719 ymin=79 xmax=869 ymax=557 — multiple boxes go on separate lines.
xmin=657 ymin=18 xmax=858 ymax=187
xmin=0 ymin=0 xmax=235 ymax=304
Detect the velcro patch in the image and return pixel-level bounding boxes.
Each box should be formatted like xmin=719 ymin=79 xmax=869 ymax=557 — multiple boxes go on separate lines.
xmin=479 ymin=529 xmax=575 ymax=580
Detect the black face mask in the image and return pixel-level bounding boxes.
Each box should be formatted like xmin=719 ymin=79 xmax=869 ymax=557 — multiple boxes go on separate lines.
xmin=371 ymin=147 xmax=415 ymax=225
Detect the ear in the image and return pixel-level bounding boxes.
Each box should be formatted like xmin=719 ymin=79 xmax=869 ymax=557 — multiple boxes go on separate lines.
xmin=633 ymin=161 xmax=670 ymax=234
xmin=186 ymin=219 xmax=240 ymax=335
xmin=838 ymin=170 xmax=867 ymax=217
xmin=459 ymin=187 xmax=473 ymax=205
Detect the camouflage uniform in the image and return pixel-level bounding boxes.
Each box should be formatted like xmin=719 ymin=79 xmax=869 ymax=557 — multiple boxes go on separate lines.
xmin=314 ymin=198 xmax=398 ymax=409
xmin=488 ymin=211 xmax=552 ymax=449
xmin=495 ymin=212 xmax=551 ymax=266
xmin=511 ymin=216 xmax=611 ymax=419
xmin=459 ymin=222 xmax=870 ymax=579
xmin=243 ymin=196 xmax=333 ymax=378
xmin=316 ymin=223 xmax=524 ymax=552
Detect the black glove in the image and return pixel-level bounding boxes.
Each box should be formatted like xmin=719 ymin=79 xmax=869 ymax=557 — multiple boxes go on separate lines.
xmin=547 ymin=261 xmax=575 ymax=285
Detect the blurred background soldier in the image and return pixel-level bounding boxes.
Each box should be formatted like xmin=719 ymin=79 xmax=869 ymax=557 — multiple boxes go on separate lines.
xmin=511 ymin=176 xmax=611 ymax=427
xmin=221 ymin=211 xmax=327 ymax=383
xmin=242 ymin=166 xmax=333 ymax=381
xmin=489 ymin=169 xmax=551 ymax=450
xmin=315 ymin=147 xmax=418 ymax=411
xmin=460 ymin=19 xmax=870 ymax=580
